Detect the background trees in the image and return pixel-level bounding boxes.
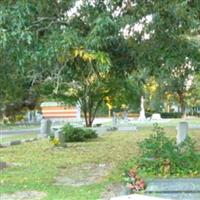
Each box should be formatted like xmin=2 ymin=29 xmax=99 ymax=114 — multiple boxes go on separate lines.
xmin=0 ymin=0 xmax=200 ymax=124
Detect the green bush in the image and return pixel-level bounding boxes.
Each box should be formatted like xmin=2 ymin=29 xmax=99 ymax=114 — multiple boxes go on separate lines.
xmin=145 ymin=112 xmax=152 ymax=118
xmin=61 ymin=124 xmax=97 ymax=142
xmin=160 ymin=112 xmax=182 ymax=118
xmin=137 ymin=124 xmax=200 ymax=176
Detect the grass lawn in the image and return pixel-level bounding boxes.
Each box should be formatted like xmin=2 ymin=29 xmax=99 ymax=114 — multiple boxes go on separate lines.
xmin=134 ymin=118 xmax=200 ymax=127
xmin=103 ymin=117 xmax=200 ymax=127
xmin=0 ymin=133 xmax=38 ymax=143
xmin=0 ymin=123 xmax=40 ymax=130
xmin=0 ymin=127 xmax=200 ymax=200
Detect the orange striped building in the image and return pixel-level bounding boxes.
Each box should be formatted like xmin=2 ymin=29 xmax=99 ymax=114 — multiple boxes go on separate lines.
xmin=40 ymin=102 xmax=81 ymax=120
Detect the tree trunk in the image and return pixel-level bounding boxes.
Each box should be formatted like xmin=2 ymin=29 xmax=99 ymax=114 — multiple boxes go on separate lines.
xmin=81 ymin=98 xmax=89 ymax=127
xmin=177 ymin=91 xmax=186 ymax=117
xmin=81 ymin=97 xmax=93 ymax=127
xmin=80 ymin=97 xmax=103 ymax=127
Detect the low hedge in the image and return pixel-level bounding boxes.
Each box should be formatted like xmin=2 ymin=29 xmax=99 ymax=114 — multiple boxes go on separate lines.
xmin=61 ymin=124 xmax=97 ymax=142
xmin=145 ymin=112 xmax=182 ymax=118
xmin=160 ymin=112 xmax=182 ymax=118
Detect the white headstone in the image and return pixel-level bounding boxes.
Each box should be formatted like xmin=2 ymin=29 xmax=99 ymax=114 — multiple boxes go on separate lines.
xmin=138 ymin=96 xmax=146 ymax=121
xmin=176 ymin=122 xmax=188 ymax=145
xmin=151 ymin=113 xmax=161 ymax=120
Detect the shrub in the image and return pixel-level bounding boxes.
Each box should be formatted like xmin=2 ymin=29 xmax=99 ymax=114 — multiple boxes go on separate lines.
xmin=160 ymin=112 xmax=182 ymax=118
xmin=137 ymin=124 xmax=200 ymax=176
xmin=145 ymin=112 xmax=152 ymax=118
xmin=61 ymin=124 xmax=97 ymax=142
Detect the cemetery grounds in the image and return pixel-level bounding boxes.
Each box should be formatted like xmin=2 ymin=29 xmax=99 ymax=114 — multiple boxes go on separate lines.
xmin=0 ymin=118 xmax=200 ymax=200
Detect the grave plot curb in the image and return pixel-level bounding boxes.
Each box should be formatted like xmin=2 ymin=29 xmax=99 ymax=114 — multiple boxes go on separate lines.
xmin=0 ymin=137 xmax=39 ymax=148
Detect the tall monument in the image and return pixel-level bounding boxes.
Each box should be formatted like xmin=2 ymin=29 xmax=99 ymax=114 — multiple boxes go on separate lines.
xmin=138 ymin=96 xmax=146 ymax=121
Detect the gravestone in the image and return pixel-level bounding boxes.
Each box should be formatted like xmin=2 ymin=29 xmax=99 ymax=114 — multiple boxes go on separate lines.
xmin=53 ymin=127 xmax=66 ymax=147
xmin=27 ymin=110 xmax=37 ymax=123
xmin=176 ymin=122 xmax=188 ymax=145
xmin=40 ymin=119 xmax=52 ymax=137
xmin=151 ymin=113 xmax=161 ymax=120
xmin=112 ymin=112 xmax=118 ymax=126
xmin=138 ymin=96 xmax=146 ymax=121
xmin=123 ymin=110 xmax=128 ymax=122
xmin=144 ymin=178 xmax=200 ymax=200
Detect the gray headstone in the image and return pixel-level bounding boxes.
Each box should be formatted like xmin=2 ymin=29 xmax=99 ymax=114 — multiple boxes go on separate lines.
xmin=40 ymin=119 xmax=52 ymax=136
xmin=112 ymin=112 xmax=118 ymax=126
xmin=54 ymin=128 xmax=66 ymax=147
xmin=145 ymin=178 xmax=200 ymax=192
xmin=176 ymin=122 xmax=188 ymax=145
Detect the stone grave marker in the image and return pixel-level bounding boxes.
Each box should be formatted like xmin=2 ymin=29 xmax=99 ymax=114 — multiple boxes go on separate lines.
xmin=112 ymin=112 xmax=118 ymax=126
xmin=138 ymin=96 xmax=146 ymax=121
xmin=144 ymin=178 xmax=200 ymax=200
xmin=176 ymin=122 xmax=188 ymax=145
xmin=151 ymin=113 xmax=161 ymax=120
xmin=53 ymin=127 xmax=66 ymax=147
xmin=40 ymin=119 xmax=52 ymax=137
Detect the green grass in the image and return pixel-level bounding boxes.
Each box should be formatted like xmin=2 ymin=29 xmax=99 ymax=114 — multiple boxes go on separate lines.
xmin=134 ymin=118 xmax=200 ymax=127
xmin=0 ymin=127 xmax=200 ymax=200
xmin=0 ymin=123 xmax=39 ymax=130
xmin=0 ymin=133 xmax=38 ymax=143
xmin=104 ymin=117 xmax=200 ymax=127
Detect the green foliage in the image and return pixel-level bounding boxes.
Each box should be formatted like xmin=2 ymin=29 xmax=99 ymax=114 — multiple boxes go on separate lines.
xmin=160 ymin=112 xmax=182 ymax=119
xmin=1 ymin=0 xmax=200 ymax=125
xmin=61 ymin=124 xmax=97 ymax=142
xmin=145 ymin=112 xmax=182 ymax=119
xmin=137 ymin=124 xmax=200 ymax=176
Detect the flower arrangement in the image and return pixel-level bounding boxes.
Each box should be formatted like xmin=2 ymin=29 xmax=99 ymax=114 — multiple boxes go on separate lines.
xmin=51 ymin=138 xmax=60 ymax=146
xmin=126 ymin=168 xmax=146 ymax=192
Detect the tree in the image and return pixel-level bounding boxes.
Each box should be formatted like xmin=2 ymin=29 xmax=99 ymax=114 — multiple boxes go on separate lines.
xmin=160 ymin=59 xmax=196 ymax=115
xmin=35 ymin=1 xmax=137 ymax=126
xmin=1 ymin=0 xmax=200 ymax=124
xmin=186 ymin=74 xmax=200 ymax=114
xmin=0 ymin=0 xmax=74 ymax=116
xmin=119 ymin=0 xmax=200 ymax=115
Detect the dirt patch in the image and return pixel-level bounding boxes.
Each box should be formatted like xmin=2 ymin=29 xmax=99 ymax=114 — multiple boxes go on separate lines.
xmin=101 ymin=183 xmax=129 ymax=200
xmin=0 ymin=191 xmax=47 ymax=200
xmin=55 ymin=163 xmax=112 ymax=186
